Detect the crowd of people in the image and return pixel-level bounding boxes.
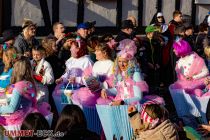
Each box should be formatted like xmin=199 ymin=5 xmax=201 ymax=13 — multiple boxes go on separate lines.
xmin=0 ymin=10 xmax=210 ymax=139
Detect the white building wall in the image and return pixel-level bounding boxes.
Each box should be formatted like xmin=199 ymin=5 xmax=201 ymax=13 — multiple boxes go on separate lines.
xmin=180 ymin=0 xmax=192 ymax=16
xmin=10 ymin=0 xmax=210 ymax=27
xmin=84 ymin=0 xmax=117 ymax=26
xmin=60 ymin=0 xmax=78 ymax=26
xmin=142 ymin=0 xmax=157 ymax=26
xmin=196 ymin=5 xmax=210 ymax=24
xmin=122 ymin=0 xmax=138 ymax=23
xmin=11 ymin=0 xmax=52 ymax=26
xmin=162 ymin=0 xmax=175 ymax=23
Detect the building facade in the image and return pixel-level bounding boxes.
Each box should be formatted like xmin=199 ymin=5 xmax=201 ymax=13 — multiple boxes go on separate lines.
xmin=0 ymin=0 xmax=209 ymax=35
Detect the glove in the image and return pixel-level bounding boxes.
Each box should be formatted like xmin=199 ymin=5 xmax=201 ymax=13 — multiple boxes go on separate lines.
xmin=33 ymin=75 xmax=43 ymax=82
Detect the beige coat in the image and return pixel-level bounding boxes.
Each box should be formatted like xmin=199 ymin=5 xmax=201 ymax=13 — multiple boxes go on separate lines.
xmin=130 ymin=113 xmax=179 ymax=140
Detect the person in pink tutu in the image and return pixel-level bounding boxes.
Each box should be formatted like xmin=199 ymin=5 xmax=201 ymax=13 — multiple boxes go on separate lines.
xmin=71 ymin=43 xmax=114 ymax=106
xmin=0 ymin=56 xmax=37 ymax=127
xmin=53 ymin=37 xmax=93 ymax=107
xmin=170 ymin=40 xmax=209 ymax=95
xmin=55 ymin=37 xmax=93 ymax=86
xmin=97 ymin=39 xmax=149 ymax=105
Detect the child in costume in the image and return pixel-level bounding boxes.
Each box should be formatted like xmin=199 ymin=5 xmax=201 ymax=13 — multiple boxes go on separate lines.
xmin=0 ymin=29 xmax=16 ymax=75
xmin=55 ymin=38 xmax=93 ymax=86
xmin=97 ymin=39 xmax=149 ymax=105
xmin=128 ymin=101 xmax=179 ymax=140
xmin=0 ymin=56 xmax=37 ymax=128
xmin=0 ymin=47 xmax=17 ymax=93
xmin=170 ymin=40 xmax=209 ymax=95
xmin=31 ymin=46 xmax=54 ymax=103
xmin=54 ymin=37 xmax=93 ymax=106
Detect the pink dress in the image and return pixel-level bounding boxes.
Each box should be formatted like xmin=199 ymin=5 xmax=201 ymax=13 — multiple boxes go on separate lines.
xmin=97 ymin=71 xmax=149 ymax=105
xmin=171 ymin=52 xmax=209 ymax=94
xmin=71 ymin=60 xmax=114 ymax=106
xmin=0 ymin=81 xmax=37 ymax=126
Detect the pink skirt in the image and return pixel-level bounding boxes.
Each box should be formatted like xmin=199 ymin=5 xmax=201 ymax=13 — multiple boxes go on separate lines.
xmin=96 ymin=97 xmax=114 ymax=105
xmin=171 ymin=78 xmax=206 ymax=95
xmin=0 ymin=107 xmax=37 ymax=126
xmin=72 ymin=87 xmax=100 ymax=106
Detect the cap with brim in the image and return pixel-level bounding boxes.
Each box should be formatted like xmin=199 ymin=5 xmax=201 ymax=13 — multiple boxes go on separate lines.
xmin=2 ymin=29 xmax=16 ymax=42
xmin=77 ymin=23 xmax=88 ymax=30
xmin=145 ymin=26 xmax=158 ymax=33
xmin=86 ymin=21 xmax=96 ymax=28
xmin=157 ymin=12 xmax=163 ymax=17
xmin=121 ymin=20 xmax=134 ymax=29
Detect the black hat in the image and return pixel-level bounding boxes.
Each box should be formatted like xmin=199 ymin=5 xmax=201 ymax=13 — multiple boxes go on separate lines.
xmin=121 ymin=20 xmax=134 ymax=29
xmin=1 ymin=29 xmax=16 ymax=43
xmin=85 ymin=21 xmax=96 ymax=29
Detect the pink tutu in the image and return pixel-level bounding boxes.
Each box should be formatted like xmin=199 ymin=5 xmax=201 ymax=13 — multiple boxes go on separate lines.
xmin=96 ymin=96 xmax=114 ymax=105
xmin=37 ymin=102 xmax=51 ymax=116
xmin=72 ymin=87 xmax=100 ymax=106
xmin=53 ymin=83 xmax=64 ymax=96
xmin=171 ymin=78 xmax=206 ymax=95
xmin=0 ymin=107 xmax=37 ymax=126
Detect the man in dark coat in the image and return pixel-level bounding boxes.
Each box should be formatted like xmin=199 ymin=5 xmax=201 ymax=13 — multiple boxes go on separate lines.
xmin=115 ymin=20 xmax=134 ymax=42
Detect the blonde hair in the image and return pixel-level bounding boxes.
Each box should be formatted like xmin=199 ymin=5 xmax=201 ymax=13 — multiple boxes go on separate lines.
xmin=3 ymin=47 xmax=17 ymax=72
xmin=204 ymin=46 xmax=210 ymax=59
xmin=42 ymin=38 xmax=56 ymax=57
xmin=95 ymin=43 xmax=112 ymax=60
xmin=204 ymin=38 xmax=210 ymax=58
xmin=10 ymin=56 xmax=35 ymax=87
xmin=22 ymin=18 xmax=36 ymax=35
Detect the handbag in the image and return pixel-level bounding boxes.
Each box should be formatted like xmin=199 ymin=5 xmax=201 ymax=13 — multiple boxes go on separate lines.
xmin=61 ymin=82 xmax=74 ymax=104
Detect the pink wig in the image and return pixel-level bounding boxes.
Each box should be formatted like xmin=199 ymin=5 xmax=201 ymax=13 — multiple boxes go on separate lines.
xmin=173 ymin=40 xmax=192 ymax=57
xmin=117 ymin=39 xmax=137 ymax=60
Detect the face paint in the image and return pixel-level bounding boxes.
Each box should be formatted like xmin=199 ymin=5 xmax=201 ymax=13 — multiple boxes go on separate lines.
xmin=76 ymin=36 xmax=81 ymax=48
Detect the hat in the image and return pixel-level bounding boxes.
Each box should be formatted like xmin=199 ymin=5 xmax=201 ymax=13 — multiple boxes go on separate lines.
xmin=145 ymin=25 xmax=158 ymax=33
xmin=2 ymin=29 xmax=16 ymax=42
xmin=117 ymin=39 xmax=137 ymax=60
xmin=77 ymin=23 xmax=88 ymax=30
xmin=86 ymin=21 xmax=96 ymax=28
xmin=157 ymin=12 xmax=163 ymax=17
xmin=140 ymin=101 xmax=161 ymax=128
xmin=208 ymin=15 xmax=210 ymax=24
xmin=22 ymin=19 xmax=37 ymax=29
xmin=121 ymin=20 xmax=134 ymax=29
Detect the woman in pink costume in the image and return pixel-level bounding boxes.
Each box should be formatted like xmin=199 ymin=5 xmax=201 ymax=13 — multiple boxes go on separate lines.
xmin=71 ymin=43 xmax=114 ymax=106
xmin=170 ymin=40 xmax=209 ymax=94
xmin=97 ymin=39 xmax=149 ymax=105
xmin=0 ymin=56 xmax=37 ymax=127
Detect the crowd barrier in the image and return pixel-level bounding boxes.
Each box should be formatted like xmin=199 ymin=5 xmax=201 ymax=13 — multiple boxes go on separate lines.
xmin=169 ymin=85 xmax=210 ymax=123
xmin=96 ymin=105 xmax=141 ymax=140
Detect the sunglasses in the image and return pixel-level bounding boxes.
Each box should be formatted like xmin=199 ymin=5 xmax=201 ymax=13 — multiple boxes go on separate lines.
xmin=29 ymin=27 xmax=36 ymax=31
xmin=157 ymin=16 xmax=163 ymax=19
